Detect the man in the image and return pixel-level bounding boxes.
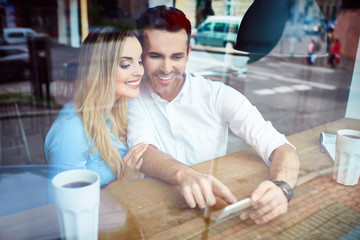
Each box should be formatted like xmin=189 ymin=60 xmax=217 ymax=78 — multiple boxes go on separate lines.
xmin=127 ymin=5 xmax=299 ymax=225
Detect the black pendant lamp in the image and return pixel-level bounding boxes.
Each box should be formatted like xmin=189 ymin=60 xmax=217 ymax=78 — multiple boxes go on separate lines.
xmin=234 ymin=0 xmax=288 ymax=63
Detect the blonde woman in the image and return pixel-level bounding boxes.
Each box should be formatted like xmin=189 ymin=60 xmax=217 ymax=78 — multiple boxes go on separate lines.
xmin=45 ymin=27 xmax=148 ymax=187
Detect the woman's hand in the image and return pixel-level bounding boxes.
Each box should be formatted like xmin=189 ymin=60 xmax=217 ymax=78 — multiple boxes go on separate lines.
xmin=119 ymin=143 xmax=149 ymax=183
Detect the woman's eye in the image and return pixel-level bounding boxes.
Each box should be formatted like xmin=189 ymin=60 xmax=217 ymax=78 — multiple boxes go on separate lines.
xmin=120 ymin=64 xmax=130 ymax=69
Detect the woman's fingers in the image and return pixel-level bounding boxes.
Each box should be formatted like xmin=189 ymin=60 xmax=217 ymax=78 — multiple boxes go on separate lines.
xmin=135 ymin=158 xmax=143 ymax=170
xmin=124 ymin=143 xmax=148 ymax=168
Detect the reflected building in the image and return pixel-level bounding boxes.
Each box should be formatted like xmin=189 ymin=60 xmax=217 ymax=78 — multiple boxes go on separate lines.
xmin=0 ymin=0 xmax=148 ymax=47
xmin=316 ymin=0 xmax=342 ymax=21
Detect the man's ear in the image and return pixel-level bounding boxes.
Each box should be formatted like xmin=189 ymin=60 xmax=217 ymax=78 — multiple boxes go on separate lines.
xmin=187 ymin=44 xmax=192 ymax=60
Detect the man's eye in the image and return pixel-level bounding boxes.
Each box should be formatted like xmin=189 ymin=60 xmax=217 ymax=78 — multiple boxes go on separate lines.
xmin=139 ymin=61 xmax=143 ymax=65
xmin=173 ymin=55 xmax=183 ymax=60
xmin=149 ymin=54 xmax=160 ymax=58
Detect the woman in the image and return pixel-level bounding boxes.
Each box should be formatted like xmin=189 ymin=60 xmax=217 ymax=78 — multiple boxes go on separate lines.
xmin=45 ymin=27 xmax=148 ymax=187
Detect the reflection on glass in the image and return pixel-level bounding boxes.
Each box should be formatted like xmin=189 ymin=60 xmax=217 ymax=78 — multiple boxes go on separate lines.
xmin=271 ymin=0 xmax=328 ymax=57
xmin=234 ymin=0 xmax=327 ymax=58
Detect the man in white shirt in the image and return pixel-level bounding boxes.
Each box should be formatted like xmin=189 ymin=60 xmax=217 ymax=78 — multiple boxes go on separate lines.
xmin=127 ymin=5 xmax=299 ymax=224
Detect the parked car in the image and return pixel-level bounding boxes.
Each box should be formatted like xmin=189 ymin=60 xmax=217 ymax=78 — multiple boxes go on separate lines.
xmin=192 ymin=16 xmax=243 ymax=48
xmin=0 ymin=45 xmax=30 ymax=82
xmin=0 ymin=37 xmax=79 ymax=83
xmin=2 ymin=28 xmax=38 ymax=45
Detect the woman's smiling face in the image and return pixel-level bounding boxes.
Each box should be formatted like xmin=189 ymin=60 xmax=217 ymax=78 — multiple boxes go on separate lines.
xmin=115 ymin=36 xmax=144 ymax=99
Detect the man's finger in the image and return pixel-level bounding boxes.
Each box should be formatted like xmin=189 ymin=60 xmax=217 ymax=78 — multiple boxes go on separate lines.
xmin=239 ymin=210 xmax=250 ymax=221
xmin=254 ymin=204 xmax=286 ymax=225
xmin=251 ymin=180 xmax=275 ymax=202
xmin=182 ymin=186 xmax=196 ymax=208
xmin=199 ymin=178 xmax=216 ymax=207
xmin=192 ymin=184 xmax=206 ymax=209
xmin=212 ymin=178 xmax=237 ymax=204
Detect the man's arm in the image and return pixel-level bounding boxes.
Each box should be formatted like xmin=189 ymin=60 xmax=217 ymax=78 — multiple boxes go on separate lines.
xmin=269 ymin=144 xmax=299 ymax=187
xmin=141 ymin=145 xmax=238 ymax=209
xmin=240 ymin=144 xmax=299 ymax=224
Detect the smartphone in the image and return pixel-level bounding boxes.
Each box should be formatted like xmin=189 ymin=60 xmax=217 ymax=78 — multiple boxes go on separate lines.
xmin=215 ymin=197 xmax=252 ymax=224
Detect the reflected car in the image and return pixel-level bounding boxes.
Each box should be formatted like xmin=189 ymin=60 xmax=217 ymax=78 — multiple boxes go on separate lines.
xmin=192 ymin=16 xmax=242 ymax=48
xmin=303 ymin=18 xmax=325 ymax=35
xmin=0 ymin=39 xmax=79 ymax=84
xmin=0 ymin=45 xmax=30 ymax=82
xmin=2 ymin=28 xmax=38 ymax=45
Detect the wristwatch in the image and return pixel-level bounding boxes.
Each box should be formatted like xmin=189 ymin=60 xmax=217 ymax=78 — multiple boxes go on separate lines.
xmin=272 ymin=181 xmax=293 ymax=202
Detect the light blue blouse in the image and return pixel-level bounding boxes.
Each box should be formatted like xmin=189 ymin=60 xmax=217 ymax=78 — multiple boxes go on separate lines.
xmin=44 ymin=102 xmax=129 ymax=188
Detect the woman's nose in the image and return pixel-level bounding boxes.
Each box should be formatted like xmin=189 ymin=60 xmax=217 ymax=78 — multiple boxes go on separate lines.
xmin=134 ymin=62 xmax=144 ymax=76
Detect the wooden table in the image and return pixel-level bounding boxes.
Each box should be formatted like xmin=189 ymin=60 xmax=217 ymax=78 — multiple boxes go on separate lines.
xmin=1 ymin=118 xmax=360 ymax=240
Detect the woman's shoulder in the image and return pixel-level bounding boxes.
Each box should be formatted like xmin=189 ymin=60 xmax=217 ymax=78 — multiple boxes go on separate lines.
xmin=45 ymin=103 xmax=88 ymax=156
xmin=56 ymin=102 xmax=78 ymax=119
xmin=48 ymin=102 xmax=84 ymax=137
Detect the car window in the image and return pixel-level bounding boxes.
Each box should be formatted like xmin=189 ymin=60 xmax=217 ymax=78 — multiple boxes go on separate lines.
xmin=214 ymin=23 xmax=228 ymax=32
xmin=8 ymin=32 xmax=25 ymax=38
xmin=0 ymin=49 xmax=26 ymax=57
xmin=10 ymin=49 xmax=26 ymax=55
xmin=199 ymin=23 xmax=212 ymax=32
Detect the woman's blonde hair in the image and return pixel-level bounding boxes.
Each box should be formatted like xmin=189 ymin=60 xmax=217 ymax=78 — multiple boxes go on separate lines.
xmin=73 ymin=27 xmax=138 ymax=178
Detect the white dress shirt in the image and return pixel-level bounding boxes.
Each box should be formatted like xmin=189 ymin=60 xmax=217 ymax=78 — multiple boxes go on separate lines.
xmin=127 ymin=73 xmax=293 ymax=166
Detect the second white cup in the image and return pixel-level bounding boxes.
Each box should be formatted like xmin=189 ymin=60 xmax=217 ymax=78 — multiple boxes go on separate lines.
xmin=333 ymin=129 xmax=360 ymax=186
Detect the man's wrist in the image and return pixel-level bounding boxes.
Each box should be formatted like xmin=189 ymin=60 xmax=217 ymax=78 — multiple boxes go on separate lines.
xmin=174 ymin=166 xmax=192 ymax=185
xmin=272 ymin=181 xmax=294 ymax=202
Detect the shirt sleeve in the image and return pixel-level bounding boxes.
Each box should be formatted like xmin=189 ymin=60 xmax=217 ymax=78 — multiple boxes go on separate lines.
xmin=45 ymin=115 xmax=90 ymax=179
xmin=127 ymin=97 xmax=159 ymax=149
xmin=216 ymin=84 xmax=295 ymax=166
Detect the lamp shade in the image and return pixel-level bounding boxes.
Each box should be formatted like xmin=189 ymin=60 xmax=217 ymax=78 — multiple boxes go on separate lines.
xmin=234 ymin=0 xmax=288 ymax=55
xmin=234 ymin=0 xmax=328 ymax=63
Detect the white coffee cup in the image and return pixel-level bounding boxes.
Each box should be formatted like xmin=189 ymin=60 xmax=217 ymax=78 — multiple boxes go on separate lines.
xmin=52 ymin=169 xmax=100 ymax=240
xmin=333 ymin=129 xmax=360 ymax=186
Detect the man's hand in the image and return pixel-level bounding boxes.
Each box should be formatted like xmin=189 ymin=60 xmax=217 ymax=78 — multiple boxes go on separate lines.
xmin=139 ymin=145 xmax=238 ymax=209
xmin=176 ymin=169 xmax=238 ymax=209
xmin=239 ymin=144 xmax=299 ymax=224
xmin=239 ymin=180 xmax=288 ymax=224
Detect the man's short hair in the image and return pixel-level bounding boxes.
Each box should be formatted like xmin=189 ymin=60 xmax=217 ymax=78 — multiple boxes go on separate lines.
xmin=136 ymin=5 xmax=192 ymax=50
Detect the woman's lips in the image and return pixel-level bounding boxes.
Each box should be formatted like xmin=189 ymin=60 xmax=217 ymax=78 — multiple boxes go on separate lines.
xmin=124 ymin=79 xmax=141 ymax=88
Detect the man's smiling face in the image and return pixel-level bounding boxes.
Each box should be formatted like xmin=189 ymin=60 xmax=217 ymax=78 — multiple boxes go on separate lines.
xmin=143 ymin=29 xmax=191 ymax=101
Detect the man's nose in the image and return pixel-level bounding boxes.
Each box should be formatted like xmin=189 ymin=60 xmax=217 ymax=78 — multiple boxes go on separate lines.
xmin=160 ymin=59 xmax=172 ymax=74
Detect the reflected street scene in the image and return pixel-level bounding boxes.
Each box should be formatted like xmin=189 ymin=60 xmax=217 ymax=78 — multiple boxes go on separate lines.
xmin=1 ymin=0 xmax=360 ymax=239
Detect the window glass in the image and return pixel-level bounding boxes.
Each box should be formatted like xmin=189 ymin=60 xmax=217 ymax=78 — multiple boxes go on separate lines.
xmin=214 ymin=23 xmax=227 ymax=32
xmin=8 ymin=32 xmax=25 ymax=38
xmin=0 ymin=1 xmax=359 ymax=232
xmin=200 ymin=22 xmax=212 ymax=32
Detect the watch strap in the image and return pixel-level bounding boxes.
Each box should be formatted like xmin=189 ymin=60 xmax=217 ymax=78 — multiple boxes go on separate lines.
xmin=272 ymin=181 xmax=293 ymax=202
